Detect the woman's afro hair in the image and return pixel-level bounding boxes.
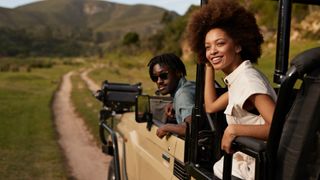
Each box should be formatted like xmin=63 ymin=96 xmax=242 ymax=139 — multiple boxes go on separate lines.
xmin=187 ymin=0 xmax=264 ymax=64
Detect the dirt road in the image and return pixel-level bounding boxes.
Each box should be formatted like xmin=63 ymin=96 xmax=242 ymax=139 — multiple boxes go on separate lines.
xmin=52 ymin=69 xmax=111 ymax=180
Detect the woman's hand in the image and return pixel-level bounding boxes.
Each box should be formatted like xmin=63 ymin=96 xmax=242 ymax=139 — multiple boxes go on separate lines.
xmin=221 ymin=125 xmax=236 ymax=154
xmin=205 ymin=62 xmax=214 ymax=70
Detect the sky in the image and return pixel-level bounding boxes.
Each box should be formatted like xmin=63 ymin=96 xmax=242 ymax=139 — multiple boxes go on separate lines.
xmin=0 ymin=0 xmax=200 ymax=15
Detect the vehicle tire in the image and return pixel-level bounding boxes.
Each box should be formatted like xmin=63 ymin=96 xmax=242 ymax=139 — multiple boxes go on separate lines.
xmin=107 ymin=158 xmax=116 ymax=180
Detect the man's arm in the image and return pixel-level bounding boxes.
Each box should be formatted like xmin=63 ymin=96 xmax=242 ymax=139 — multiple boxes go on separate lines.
xmin=156 ymin=115 xmax=191 ymax=138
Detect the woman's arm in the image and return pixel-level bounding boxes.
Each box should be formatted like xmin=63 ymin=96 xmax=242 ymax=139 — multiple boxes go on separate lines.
xmin=204 ymin=65 xmax=228 ymax=113
xmin=221 ymin=94 xmax=276 ymax=153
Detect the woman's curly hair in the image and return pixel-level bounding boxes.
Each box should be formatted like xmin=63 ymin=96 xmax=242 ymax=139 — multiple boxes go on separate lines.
xmin=187 ymin=0 xmax=264 ymax=64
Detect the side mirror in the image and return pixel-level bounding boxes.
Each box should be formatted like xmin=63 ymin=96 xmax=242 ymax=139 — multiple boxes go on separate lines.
xmin=135 ymin=95 xmax=150 ymax=123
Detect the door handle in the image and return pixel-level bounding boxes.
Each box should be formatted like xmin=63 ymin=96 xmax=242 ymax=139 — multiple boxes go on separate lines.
xmin=162 ymin=152 xmax=170 ymax=162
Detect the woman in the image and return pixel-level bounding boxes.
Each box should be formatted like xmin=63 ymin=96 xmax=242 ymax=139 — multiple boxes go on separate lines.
xmin=187 ymin=0 xmax=277 ymax=179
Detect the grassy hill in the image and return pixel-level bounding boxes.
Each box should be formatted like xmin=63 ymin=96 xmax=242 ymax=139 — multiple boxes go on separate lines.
xmin=0 ymin=0 xmax=180 ymax=57
xmin=0 ymin=0 xmax=178 ymax=41
xmin=0 ymin=0 xmax=318 ymax=58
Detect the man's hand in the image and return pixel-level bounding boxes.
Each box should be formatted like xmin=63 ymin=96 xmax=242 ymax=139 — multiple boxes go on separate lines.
xmin=156 ymin=124 xmax=170 ymax=138
xmin=156 ymin=122 xmax=187 ymax=139
xmin=164 ymin=102 xmax=175 ymax=120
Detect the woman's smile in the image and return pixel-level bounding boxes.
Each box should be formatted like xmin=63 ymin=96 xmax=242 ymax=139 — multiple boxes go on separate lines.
xmin=205 ymin=28 xmax=242 ymax=74
xmin=209 ymin=56 xmax=223 ymax=65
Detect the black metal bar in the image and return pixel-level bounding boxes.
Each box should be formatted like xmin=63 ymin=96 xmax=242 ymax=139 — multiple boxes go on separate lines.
xmin=222 ymin=154 xmax=232 ymax=180
xmin=255 ymin=152 xmax=267 ymax=180
xmin=187 ymin=0 xmax=208 ymax=176
xmin=184 ymin=122 xmax=190 ymax=162
xmin=201 ymin=0 xmax=208 ymax=6
xmin=186 ymin=163 xmax=212 ymax=180
xmin=99 ymin=109 xmax=112 ymax=145
xmin=189 ymin=63 xmax=205 ymax=163
xmin=99 ymin=109 xmax=121 ymax=180
xmin=189 ymin=0 xmax=208 ymax=166
xmin=274 ymin=0 xmax=292 ymax=84
xmin=100 ymin=121 xmax=121 ymax=180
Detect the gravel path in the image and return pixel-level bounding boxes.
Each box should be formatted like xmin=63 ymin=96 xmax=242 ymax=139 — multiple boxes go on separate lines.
xmin=52 ymin=70 xmax=111 ymax=180
xmin=80 ymin=68 xmax=101 ymax=93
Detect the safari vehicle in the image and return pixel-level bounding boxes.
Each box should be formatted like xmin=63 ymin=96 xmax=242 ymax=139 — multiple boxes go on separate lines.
xmin=95 ymin=0 xmax=320 ymax=179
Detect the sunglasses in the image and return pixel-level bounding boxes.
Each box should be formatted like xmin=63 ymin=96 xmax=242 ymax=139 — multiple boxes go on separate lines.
xmin=151 ymin=71 xmax=169 ymax=82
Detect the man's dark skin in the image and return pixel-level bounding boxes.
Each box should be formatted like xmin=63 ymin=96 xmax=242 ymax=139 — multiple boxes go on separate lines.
xmin=152 ymin=63 xmax=192 ymax=138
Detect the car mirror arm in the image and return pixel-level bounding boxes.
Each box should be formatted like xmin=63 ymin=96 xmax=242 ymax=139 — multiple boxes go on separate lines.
xmin=145 ymin=113 xmax=153 ymax=131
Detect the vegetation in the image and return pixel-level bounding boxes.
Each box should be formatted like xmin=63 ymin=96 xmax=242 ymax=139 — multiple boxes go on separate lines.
xmin=89 ymin=52 xmax=156 ymax=94
xmin=0 ymin=0 xmax=318 ymax=58
xmin=0 ymin=57 xmax=84 ymax=72
xmin=146 ymin=5 xmax=198 ymax=56
xmin=71 ymin=71 xmax=102 ymax=142
xmin=122 ymin=32 xmax=140 ymax=46
xmin=0 ymin=59 xmax=83 ymax=179
xmin=0 ymin=27 xmax=100 ymax=57
xmin=139 ymin=2 xmax=319 ymax=57
xmin=0 ymin=0 xmax=171 ymax=57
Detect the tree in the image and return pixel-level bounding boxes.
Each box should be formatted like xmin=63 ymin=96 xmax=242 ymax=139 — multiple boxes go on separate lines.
xmin=122 ymin=32 xmax=140 ymax=46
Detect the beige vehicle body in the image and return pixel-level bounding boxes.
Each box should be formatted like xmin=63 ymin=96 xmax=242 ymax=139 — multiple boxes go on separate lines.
xmin=95 ymin=83 xmax=196 ymax=180
xmin=115 ymin=112 xmax=186 ymax=180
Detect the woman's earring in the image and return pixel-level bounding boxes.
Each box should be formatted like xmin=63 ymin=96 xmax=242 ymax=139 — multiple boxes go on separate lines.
xmin=236 ymin=46 xmax=242 ymax=53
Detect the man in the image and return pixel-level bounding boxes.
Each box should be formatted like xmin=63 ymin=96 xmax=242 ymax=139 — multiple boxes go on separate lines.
xmin=147 ymin=53 xmax=195 ymax=138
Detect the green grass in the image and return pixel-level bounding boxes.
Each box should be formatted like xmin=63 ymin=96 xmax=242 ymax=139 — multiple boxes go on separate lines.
xmin=257 ymin=39 xmax=320 ymax=87
xmin=0 ymin=60 xmax=79 ymax=179
xmin=71 ymin=72 xmax=102 ymax=142
xmin=90 ymin=52 xmax=158 ymax=95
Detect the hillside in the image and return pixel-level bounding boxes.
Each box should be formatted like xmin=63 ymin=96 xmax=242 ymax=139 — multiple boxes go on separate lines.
xmin=0 ymin=0 xmax=178 ymax=41
xmin=0 ymin=0 xmax=181 ymax=57
xmin=1 ymin=0 xmax=318 ymax=58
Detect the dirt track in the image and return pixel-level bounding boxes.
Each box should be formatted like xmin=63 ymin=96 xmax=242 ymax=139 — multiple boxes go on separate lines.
xmin=52 ymin=69 xmax=111 ymax=180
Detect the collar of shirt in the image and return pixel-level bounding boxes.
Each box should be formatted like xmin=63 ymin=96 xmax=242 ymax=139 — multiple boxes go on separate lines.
xmin=224 ymin=60 xmax=252 ymax=86
xmin=172 ymin=77 xmax=187 ymax=97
